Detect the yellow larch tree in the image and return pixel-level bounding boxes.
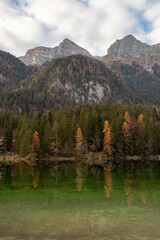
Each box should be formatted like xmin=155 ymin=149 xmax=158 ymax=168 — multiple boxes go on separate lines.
xmin=33 ymin=131 xmax=40 ymax=153
xmin=137 ymin=113 xmax=145 ymax=154
xmin=124 ymin=111 xmax=131 ymax=125
xmin=138 ymin=113 xmax=144 ymax=124
xmin=103 ymin=120 xmax=112 ymax=155
xmin=76 ymin=127 xmax=83 ymax=154
xmin=122 ymin=111 xmax=133 ymax=155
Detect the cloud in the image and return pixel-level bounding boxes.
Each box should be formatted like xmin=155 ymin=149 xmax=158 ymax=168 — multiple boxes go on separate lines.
xmin=0 ymin=0 xmax=160 ymax=57
xmin=143 ymin=1 xmax=160 ymax=45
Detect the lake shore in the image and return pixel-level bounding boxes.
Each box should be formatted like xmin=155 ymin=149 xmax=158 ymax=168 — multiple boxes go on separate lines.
xmin=0 ymin=154 xmax=23 ymax=162
xmin=1 ymin=152 xmax=160 ymax=164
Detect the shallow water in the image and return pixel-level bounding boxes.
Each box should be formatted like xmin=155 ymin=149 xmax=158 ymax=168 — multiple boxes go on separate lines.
xmin=0 ymin=160 xmax=160 ymax=240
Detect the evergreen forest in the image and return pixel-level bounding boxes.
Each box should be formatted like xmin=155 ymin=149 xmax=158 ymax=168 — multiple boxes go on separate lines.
xmin=1 ymin=103 xmax=160 ymax=158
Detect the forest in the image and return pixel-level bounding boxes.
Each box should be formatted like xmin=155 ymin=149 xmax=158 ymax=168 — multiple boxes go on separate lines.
xmin=2 ymin=55 xmax=160 ymax=115
xmin=0 ymin=103 xmax=160 ymax=158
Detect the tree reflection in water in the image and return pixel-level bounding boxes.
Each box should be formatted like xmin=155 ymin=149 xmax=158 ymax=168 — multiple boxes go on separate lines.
xmin=32 ymin=168 xmax=40 ymax=189
xmin=104 ymin=162 xmax=112 ymax=198
xmin=76 ymin=167 xmax=84 ymax=192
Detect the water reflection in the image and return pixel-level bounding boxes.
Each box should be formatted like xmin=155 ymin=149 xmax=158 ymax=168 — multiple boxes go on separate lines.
xmin=0 ymin=160 xmax=160 ymax=239
xmin=141 ymin=193 xmax=147 ymax=205
xmin=32 ymin=168 xmax=40 ymax=189
xmin=76 ymin=166 xmax=84 ymax=192
xmin=104 ymin=162 xmax=112 ymax=198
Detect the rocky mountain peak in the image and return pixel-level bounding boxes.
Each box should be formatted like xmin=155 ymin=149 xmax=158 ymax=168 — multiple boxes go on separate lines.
xmin=123 ymin=34 xmax=137 ymax=41
xmin=107 ymin=35 xmax=150 ymax=58
xmin=57 ymin=38 xmax=91 ymax=57
xmin=19 ymin=39 xmax=92 ymax=66
xmin=103 ymin=34 xmax=160 ymax=70
xmin=61 ymin=38 xmax=72 ymax=44
xmin=59 ymin=38 xmax=81 ymax=49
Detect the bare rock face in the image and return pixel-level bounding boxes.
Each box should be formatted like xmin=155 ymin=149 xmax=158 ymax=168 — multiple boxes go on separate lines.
xmin=107 ymin=35 xmax=150 ymax=59
xmin=103 ymin=35 xmax=160 ymax=70
xmin=19 ymin=39 xmax=92 ymax=66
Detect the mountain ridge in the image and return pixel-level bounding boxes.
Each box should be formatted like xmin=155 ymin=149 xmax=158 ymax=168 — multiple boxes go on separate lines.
xmin=19 ymin=35 xmax=160 ymax=71
xmin=19 ymin=38 xmax=92 ymax=66
xmin=1 ymin=54 xmax=160 ymax=113
xmin=1 ymin=35 xmax=160 ymax=113
xmin=0 ymin=50 xmax=39 ymax=90
xmin=102 ymin=35 xmax=160 ymax=70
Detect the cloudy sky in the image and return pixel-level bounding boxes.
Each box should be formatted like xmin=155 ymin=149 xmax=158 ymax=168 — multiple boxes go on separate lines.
xmin=0 ymin=0 xmax=160 ymax=57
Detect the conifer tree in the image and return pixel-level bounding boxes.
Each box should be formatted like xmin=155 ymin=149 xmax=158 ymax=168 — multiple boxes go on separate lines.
xmin=32 ymin=131 xmax=40 ymax=153
xmin=19 ymin=131 xmax=31 ymax=156
xmin=42 ymin=122 xmax=52 ymax=155
xmin=124 ymin=111 xmax=131 ymax=125
xmin=52 ymin=120 xmax=59 ymax=149
xmin=68 ymin=115 xmax=77 ymax=151
xmin=3 ymin=116 xmax=13 ymax=151
xmin=16 ymin=114 xmax=33 ymax=156
xmin=138 ymin=113 xmax=144 ymax=124
xmin=76 ymin=127 xmax=83 ymax=154
xmin=103 ymin=120 xmax=112 ymax=155
xmin=122 ymin=111 xmax=133 ymax=155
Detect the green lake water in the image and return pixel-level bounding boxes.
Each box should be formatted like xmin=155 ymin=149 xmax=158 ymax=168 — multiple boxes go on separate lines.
xmin=0 ymin=160 xmax=160 ymax=240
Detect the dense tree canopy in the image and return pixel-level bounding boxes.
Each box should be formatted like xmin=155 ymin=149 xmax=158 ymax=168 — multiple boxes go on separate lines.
xmin=1 ymin=103 xmax=160 ymax=157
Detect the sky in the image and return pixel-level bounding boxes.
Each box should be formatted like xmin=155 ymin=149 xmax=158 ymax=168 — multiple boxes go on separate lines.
xmin=0 ymin=0 xmax=160 ymax=57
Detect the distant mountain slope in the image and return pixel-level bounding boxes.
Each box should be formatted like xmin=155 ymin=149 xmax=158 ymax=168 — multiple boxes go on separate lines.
xmin=0 ymin=50 xmax=39 ymax=90
xmin=0 ymin=55 xmax=134 ymax=113
xmin=103 ymin=35 xmax=160 ymax=70
xmin=152 ymin=64 xmax=160 ymax=79
xmin=19 ymin=39 xmax=92 ymax=66
xmin=107 ymin=61 xmax=160 ymax=104
xmin=20 ymin=55 xmax=128 ymax=104
xmin=1 ymin=46 xmax=160 ymax=113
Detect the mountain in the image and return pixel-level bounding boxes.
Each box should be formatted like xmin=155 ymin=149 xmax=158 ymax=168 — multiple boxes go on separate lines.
xmin=0 ymin=55 xmax=138 ymax=113
xmin=0 ymin=50 xmax=39 ymax=90
xmin=1 ymin=54 xmax=159 ymax=114
xmin=108 ymin=61 xmax=160 ymax=103
xmin=21 ymin=55 xmax=129 ymax=103
xmin=103 ymin=35 xmax=160 ymax=70
xmin=1 ymin=35 xmax=160 ymax=113
xmin=19 ymin=39 xmax=92 ymax=66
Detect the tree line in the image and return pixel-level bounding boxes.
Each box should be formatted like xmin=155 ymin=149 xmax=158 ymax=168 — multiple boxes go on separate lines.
xmin=1 ymin=103 xmax=160 ymax=157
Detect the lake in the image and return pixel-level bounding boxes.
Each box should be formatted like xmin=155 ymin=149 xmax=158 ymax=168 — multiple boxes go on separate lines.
xmin=0 ymin=159 xmax=160 ymax=240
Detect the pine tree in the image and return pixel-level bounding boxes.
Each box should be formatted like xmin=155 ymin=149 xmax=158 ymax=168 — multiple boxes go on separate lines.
xmin=51 ymin=120 xmax=60 ymax=155
xmin=16 ymin=114 xmax=32 ymax=156
xmin=42 ymin=122 xmax=52 ymax=155
xmin=2 ymin=116 xmax=13 ymax=152
xmin=19 ymin=130 xmax=31 ymax=156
